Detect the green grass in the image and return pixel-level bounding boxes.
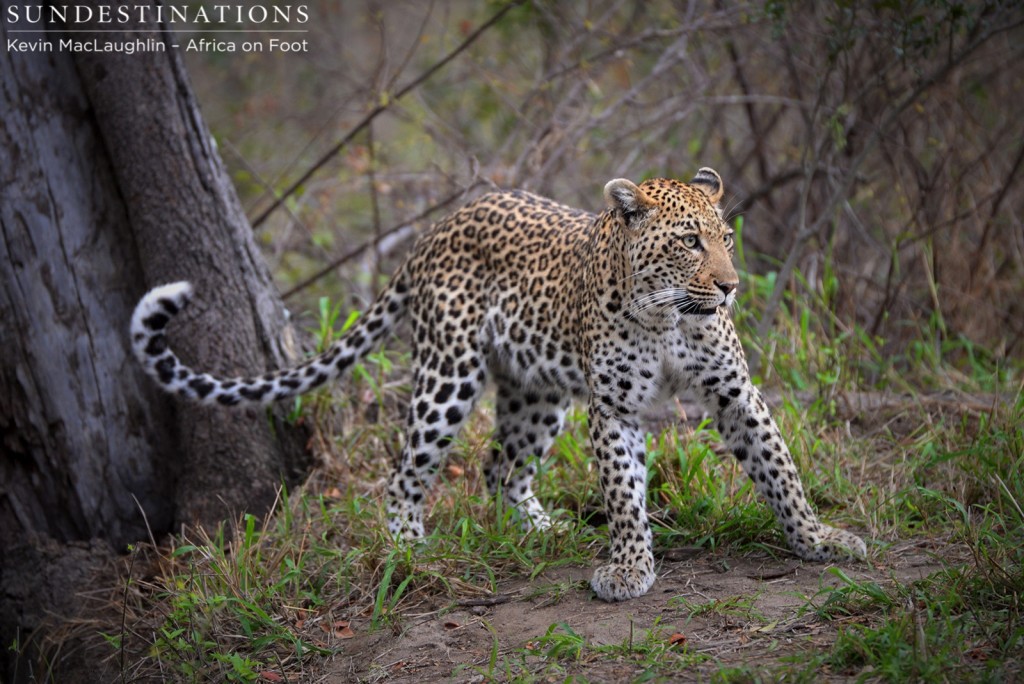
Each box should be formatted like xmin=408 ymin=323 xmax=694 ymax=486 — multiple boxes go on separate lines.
xmin=771 ymin=394 xmax=1023 ymax=682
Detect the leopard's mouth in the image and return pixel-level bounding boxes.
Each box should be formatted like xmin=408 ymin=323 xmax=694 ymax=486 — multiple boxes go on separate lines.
xmin=677 ymin=303 xmax=719 ymax=316
xmin=671 ymin=289 xmax=723 ymax=317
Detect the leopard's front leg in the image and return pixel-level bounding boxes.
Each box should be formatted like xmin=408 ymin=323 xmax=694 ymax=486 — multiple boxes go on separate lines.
xmin=719 ymin=384 xmax=866 ymax=559
xmin=587 ymin=402 xmax=656 ymax=601
xmin=688 ymin=319 xmax=866 ymax=561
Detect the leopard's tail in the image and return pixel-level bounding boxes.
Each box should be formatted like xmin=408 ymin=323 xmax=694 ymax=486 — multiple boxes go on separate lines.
xmin=130 ymin=272 xmax=409 ymax=407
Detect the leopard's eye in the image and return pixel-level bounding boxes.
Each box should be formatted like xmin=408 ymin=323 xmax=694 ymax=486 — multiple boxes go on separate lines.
xmin=681 ymin=234 xmax=699 ymax=249
xmin=723 ymin=232 xmax=734 ymax=248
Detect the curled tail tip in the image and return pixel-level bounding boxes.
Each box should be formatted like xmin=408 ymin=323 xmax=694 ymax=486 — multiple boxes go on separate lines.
xmin=141 ymin=281 xmax=193 ymax=315
xmin=147 ymin=281 xmax=194 ymax=305
xmin=131 ymin=281 xmax=194 ymax=341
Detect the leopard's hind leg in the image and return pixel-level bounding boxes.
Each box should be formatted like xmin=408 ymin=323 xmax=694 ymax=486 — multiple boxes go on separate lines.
xmin=484 ymin=384 xmax=570 ymax=530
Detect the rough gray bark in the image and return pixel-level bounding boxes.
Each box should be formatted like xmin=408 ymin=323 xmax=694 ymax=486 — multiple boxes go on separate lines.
xmin=0 ymin=16 xmax=178 ymax=550
xmin=1 ymin=3 xmax=311 ymax=678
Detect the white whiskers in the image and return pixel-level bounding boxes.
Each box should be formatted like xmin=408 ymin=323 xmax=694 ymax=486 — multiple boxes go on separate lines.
xmin=722 ymin=192 xmax=745 ymax=224
xmin=627 ymin=287 xmax=710 ymax=319
xmin=618 ymin=265 xmax=660 ymax=283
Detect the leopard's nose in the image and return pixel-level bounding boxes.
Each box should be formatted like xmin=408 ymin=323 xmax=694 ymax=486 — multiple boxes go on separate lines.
xmin=715 ymin=280 xmax=738 ymax=297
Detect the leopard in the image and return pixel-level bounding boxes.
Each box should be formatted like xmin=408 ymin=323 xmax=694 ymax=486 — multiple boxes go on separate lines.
xmin=131 ymin=167 xmax=866 ymax=601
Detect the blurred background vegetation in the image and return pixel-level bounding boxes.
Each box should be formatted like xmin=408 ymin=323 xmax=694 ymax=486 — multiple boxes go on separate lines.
xmin=184 ymin=0 xmax=1023 ymax=388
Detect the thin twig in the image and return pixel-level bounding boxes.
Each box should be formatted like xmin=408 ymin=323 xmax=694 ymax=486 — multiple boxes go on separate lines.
xmin=454 ymin=593 xmax=516 ymax=608
xmin=367 ymin=123 xmax=383 ymax=293
xmin=974 ymin=137 xmax=1024 ymax=268
xmin=281 ymin=182 xmax=483 ymax=300
xmin=251 ymin=0 xmax=525 ymax=229
xmin=119 ymin=546 xmax=139 ymax=684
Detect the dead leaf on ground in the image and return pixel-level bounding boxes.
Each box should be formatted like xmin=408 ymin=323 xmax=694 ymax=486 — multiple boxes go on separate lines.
xmin=320 ymin=619 xmax=356 ymax=639
xmin=750 ymin=620 xmax=778 ymax=633
xmin=668 ymin=632 xmax=687 ymax=648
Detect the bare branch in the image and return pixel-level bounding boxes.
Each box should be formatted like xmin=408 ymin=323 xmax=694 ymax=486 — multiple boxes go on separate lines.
xmin=250 ymin=0 xmax=526 ymax=229
xmin=281 ymin=182 xmax=484 ymax=300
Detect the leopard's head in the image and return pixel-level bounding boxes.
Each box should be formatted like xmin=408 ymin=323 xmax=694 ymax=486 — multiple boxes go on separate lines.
xmin=604 ymin=168 xmax=738 ymax=318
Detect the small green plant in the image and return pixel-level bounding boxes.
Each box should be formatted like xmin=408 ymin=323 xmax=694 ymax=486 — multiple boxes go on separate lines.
xmin=646 ymin=422 xmax=775 ymax=555
xmin=671 ymin=594 xmax=764 ymax=621
xmin=534 ymin=622 xmax=587 ymax=662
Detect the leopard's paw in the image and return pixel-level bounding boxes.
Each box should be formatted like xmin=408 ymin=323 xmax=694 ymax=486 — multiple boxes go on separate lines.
xmin=800 ymin=525 xmax=867 ymax=562
xmin=509 ymin=497 xmax=553 ymax=533
xmin=590 ymin=562 xmax=655 ymax=602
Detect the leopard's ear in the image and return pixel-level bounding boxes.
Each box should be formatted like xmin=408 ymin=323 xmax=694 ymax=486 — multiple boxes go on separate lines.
xmin=690 ymin=167 xmax=724 ymax=205
xmin=604 ymin=178 xmax=656 ymax=227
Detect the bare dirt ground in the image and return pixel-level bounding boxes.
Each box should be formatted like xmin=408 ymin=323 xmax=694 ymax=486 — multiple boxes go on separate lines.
xmin=321 ymin=543 xmax=949 ymax=682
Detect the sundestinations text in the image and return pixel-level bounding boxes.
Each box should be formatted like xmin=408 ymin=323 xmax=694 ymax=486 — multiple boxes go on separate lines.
xmin=5 ymin=4 xmax=310 ymax=26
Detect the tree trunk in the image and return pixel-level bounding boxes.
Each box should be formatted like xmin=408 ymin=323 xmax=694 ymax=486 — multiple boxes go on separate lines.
xmin=70 ymin=8 xmax=313 ymax=529
xmin=1 ymin=3 xmax=311 ymax=676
